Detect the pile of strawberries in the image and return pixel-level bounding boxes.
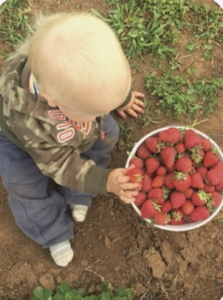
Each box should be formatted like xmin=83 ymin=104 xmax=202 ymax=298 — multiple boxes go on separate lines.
xmin=127 ymin=127 xmax=223 ymax=226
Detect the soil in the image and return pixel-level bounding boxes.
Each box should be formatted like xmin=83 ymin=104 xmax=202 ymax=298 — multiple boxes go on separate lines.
xmin=0 ymin=0 xmax=223 ymax=300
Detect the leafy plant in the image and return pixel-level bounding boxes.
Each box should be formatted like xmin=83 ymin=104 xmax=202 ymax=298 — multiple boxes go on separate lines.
xmin=0 ymin=0 xmax=32 ymax=48
xmin=31 ymin=282 xmax=133 ymax=300
xmin=145 ymin=71 xmax=223 ymax=121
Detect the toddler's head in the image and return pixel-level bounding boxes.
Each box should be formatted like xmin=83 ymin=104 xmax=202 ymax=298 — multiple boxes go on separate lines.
xmin=27 ymin=12 xmax=131 ymax=121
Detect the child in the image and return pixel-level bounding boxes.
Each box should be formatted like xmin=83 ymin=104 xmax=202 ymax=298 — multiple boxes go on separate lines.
xmin=0 ymin=12 xmax=145 ymax=267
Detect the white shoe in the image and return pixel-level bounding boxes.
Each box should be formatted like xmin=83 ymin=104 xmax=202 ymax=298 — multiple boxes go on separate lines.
xmin=70 ymin=204 xmax=88 ymax=222
xmin=49 ymin=240 xmax=74 ymax=267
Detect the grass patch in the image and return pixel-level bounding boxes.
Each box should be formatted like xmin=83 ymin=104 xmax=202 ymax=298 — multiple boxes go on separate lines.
xmin=145 ymin=71 xmax=223 ymax=121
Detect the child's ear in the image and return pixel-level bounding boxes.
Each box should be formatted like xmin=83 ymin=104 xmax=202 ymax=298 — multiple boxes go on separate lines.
xmin=40 ymin=90 xmax=58 ymax=107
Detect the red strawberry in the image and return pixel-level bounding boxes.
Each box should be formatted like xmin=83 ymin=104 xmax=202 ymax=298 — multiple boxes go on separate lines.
xmin=175 ymin=156 xmax=193 ymax=173
xmin=154 ymin=212 xmax=169 ymax=225
xmin=212 ymin=161 xmax=223 ymax=176
xmin=145 ymin=137 xmax=160 ymax=153
xmin=152 ymin=176 xmax=164 ymax=188
xmin=172 ymin=172 xmax=191 ymax=192
xmin=201 ymin=138 xmax=212 ymax=152
xmin=184 ymin=129 xmax=203 ymax=149
xmin=160 ymin=146 xmax=177 ymax=168
xmin=127 ymin=168 xmax=143 ymax=183
xmin=184 ymin=188 xmax=194 ymax=199
xmin=170 ymin=191 xmax=186 ymax=209
xmin=158 ymin=127 xmax=181 ymax=144
xmin=210 ymin=191 xmax=221 ymax=208
xmin=129 ymin=157 xmax=143 ymax=169
xmin=161 ymin=201 xmax=172 ymax=213
xmin=137 ymin=142 xmax=150 ymax=159
xmin=181 ymin=201 xmax=194 ymax=215
xmin=141 ymin=174 xmax=152 ymax=193
xmin=190 ymin=172 xmax=204 ymax=189
xmin=164 ymin=172 xmax=175 ymax=190
xmin=134 ymin=192 xmax=147 ymax=206
xmin=145 ymin=157 xmax=160 ymax=174
xmin=206 ymin=169 xmax=223 ymax=186
xmin=203 ymin=151 xmax=219 ymax=167
xmin=196 ymin=166 xmax=208 ymax=179
xmin=203 ymin=183 xmax=215 ymax=193
xmin=216 ymin=180 xmax=223 ymax=192
xmin=190 ymin=206 xmax=210 ymax=221
xmin=141 ymin=199 xmax=160 ymax=218
xmin=191 ymin=190 xmax=208 ymax=206
xmin=170 ymin=209 xmax=185 ymax=225
xmin=190 ymin=145 xmax=204 ymax=164
xmin=176 ymin=142 xmax=186 ymax=153
xmin=148 ymin=188 xmax=165 ymax=204
xmin=156 ymin=166 xmax=167 ymax=176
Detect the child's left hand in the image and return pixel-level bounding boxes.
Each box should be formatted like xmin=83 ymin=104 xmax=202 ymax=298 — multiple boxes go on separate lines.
xmin=116 ymin=91 xmax=145 ymax=119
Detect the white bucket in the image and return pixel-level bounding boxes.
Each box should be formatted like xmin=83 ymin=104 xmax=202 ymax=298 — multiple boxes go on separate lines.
xmin=125 ymin=126 xmax=223 ymax=232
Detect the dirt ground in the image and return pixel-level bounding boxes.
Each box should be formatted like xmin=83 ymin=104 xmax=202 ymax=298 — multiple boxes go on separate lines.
xmin=0 ymin=0 xmax=223 ymax=299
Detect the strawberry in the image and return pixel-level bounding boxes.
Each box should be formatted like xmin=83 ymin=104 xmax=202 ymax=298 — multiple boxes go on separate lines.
xmin=203 ymin=183 xmax=215 ymax=193
xmin=141 ymin=174 xmax=152 ymax=193
xmin=160 ymin=146 xmax=177 ymax=168
xmin=129 ymin=157 xmax=143 ymax=169
xmin=216 ymin=180 xmax=223 ymax=192
xmin=127 ymin=168 xmax=143 ymax=183
xmin=184 ymin=129 xmax=203 ymax=149
xmin=175 ymin=156 xmax=193 ymax=173
xmin=201 ymin=138 xmax=212 ymax=152
xmin=161 ymin=201 xmax=172 ymax=213
xmin=176 ymin=142 xmax=186 ymax=153
xmin=156 ymin=166 xmax=167 ymax=176
xmin=164 ymin=172 xmax=175 ymax=190
xmin=141 ymin=199 xmax=160 ymax=218
xmin=190 ymin=172 xmax=204 ymax=189
xmin=191 ymin=190 xmax=209 ymax=206
xmin=210 ymin=191 xmax=221 ymax=208
xmin=181 ymin=201 xmax=194 ymax=215
xmin=172 ymin=172 xmax=191 ymax=192
xmin=154 ymin=212 xmax=169 ymax=225
xmin=170 ymin=191 xmax=186 ymax=209
xmin=148 ymin=188 xmax=165 ymax=204
xmin=184 ymin=188 xmax=194 ymax=199
xmin=190 ymin=206 xmax=210 ymax=221
xmin=170 ymin=209 xmax=185 ymax=225
xmin=145 ymin=137 xmax=160 ymax=153
xmin=158 ymin=127 xmax=181 ymax=144
xmin=145 ymin=157 xmax=160 ymax=174
xmin=190 ymin=145 xmax=204 ymax=164
xmin=212 ymin=161 xmax=223 ymax=176
xmin=206 ymin=169 xmax=223 ymax=186
xmin=134 ymin=192 xmax=147 ymax=206
xmin=137 ymin=142 xmax=151 ymax=159
xmin=196 ymin=166 xmax=208 ymax=179
xmin=203 ymin=151 xmax=219 ymax=167
xmin=152 ymin=176 xmax=164 ymax=188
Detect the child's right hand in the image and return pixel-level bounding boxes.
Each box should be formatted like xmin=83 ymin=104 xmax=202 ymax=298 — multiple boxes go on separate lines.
xmin=106 ymin=167 xmax=141 ymax=203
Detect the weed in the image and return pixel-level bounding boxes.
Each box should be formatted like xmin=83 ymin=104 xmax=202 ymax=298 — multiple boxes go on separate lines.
xmin=0 ymin=0 xmax=32 ymax=51
xmin=31 ymin=281 xmax=133 ymax=300
xmin=145 ymin=71 xmax=223 ymax=121
xmin=117 ymin=121 xmax=134 ymax=149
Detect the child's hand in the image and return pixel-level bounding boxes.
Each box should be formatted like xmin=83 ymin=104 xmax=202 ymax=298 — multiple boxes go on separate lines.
xmin=106 ymin=167 xmax=141 ymax=203
xmin=116 ymin=91 xmax=145 ymax=119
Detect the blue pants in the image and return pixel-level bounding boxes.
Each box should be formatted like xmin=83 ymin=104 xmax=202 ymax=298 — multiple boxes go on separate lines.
xmin=0 ymin=114 xmax=119 ymax=248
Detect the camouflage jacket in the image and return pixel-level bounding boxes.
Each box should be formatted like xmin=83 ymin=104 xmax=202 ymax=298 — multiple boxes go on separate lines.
xmin=0 ymin=54 xmax=111 ymax=195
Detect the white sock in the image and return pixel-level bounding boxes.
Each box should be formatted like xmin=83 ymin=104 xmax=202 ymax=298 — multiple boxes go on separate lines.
xmin=49 ymin=240 xmax=73 ymax=267
xmin=70 ymin=204 xmax=88 ymax=222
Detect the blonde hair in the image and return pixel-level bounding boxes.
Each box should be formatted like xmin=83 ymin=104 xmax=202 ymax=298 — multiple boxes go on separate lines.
xmin=18 ymin=12 xmax=131 ymax=111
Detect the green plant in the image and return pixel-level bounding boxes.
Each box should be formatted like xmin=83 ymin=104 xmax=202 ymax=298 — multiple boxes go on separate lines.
xmin=0 ymin=0 xmax=32 ymax=49
xmin=31 ymin=282 xmax=133 ymax=300
xmin=145 ymin=71 xmax=223 ymax=121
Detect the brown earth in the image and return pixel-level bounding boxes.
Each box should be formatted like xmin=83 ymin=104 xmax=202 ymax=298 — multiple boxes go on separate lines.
xmin=0 ymin=0 xmax=223 ymax=299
